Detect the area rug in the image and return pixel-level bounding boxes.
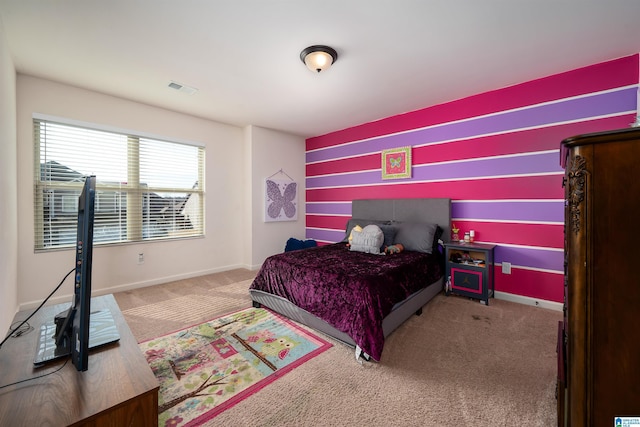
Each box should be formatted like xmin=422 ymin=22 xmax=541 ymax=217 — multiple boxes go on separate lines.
xmin=139 ymin=307 xmax=332 ymax=427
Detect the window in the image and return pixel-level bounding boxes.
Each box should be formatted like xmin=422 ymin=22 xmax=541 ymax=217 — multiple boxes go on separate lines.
xmin=34 ymin=116 xmax=205 ymax=250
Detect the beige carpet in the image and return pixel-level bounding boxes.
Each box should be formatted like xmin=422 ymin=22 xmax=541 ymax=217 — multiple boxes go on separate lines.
xmin=114 ymin=269 xmax=561 ymax=426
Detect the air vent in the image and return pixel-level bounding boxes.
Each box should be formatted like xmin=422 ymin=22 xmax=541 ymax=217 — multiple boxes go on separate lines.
xmin=168 ymin=81 xmax=198 ymax=95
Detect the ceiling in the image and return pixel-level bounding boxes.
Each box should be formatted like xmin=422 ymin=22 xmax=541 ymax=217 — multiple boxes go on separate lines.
xmin=1 ymin=1 xmax=640 ymax=138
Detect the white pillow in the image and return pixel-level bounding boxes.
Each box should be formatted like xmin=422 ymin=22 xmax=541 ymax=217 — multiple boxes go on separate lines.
xmin=349 ymin=224 xmax=384 ymax=255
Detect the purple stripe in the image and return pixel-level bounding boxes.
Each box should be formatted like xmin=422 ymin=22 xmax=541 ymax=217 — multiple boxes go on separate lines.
xmin=452 ymin=201 xmax=564 ymax=222
xmin=306 ymin=202 xmax=352 ymax=215
xmin=306 ymin=170 xmax=380 ymax=188
xmin=306 ymin=228 xmax=345 ymax=243
xmin=306 ymin=88 xmax=636 ymax=163
xmin=306 ymin=152 xmax=561 ymax=188
xmin=495 ymin=246 xmax=562 ymax=271
xmin=414 ymin=152 xmax=561 ymax=181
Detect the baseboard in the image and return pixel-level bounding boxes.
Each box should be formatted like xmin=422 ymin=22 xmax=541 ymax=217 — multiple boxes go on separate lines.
xmin=95 ymin=263 xmax=251 ymax=296
xmin=19 ymin=263 xmax=251 ymax=311
xmin=494 ymin=291 xmax=563 ymax=312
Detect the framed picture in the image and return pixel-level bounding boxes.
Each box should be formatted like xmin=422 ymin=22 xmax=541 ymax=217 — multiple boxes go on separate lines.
xmin=381 ymin=146 xmax=412 ymax=180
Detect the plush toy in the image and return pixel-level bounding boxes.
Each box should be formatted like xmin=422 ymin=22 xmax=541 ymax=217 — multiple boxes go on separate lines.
xmin=384 ymin=243 xmax=404 ymax=255
xmin=346 ymin=225 xmax=363 ymax=248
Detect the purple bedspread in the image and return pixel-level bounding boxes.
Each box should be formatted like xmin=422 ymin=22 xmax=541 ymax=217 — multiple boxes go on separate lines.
xmin=249 ymin=243 xmax=443 ymax=361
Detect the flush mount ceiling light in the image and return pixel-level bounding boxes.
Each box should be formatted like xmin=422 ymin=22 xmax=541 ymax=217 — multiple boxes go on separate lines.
xmin=300 ymin=45 xmax=338 ymax=73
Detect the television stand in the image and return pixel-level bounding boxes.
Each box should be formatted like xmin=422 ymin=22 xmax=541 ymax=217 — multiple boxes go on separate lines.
xmin=0 ymin=294 xmax=158 ymax=426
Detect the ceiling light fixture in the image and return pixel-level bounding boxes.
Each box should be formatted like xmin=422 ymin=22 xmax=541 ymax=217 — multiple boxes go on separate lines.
xmin=300 ymin=45 xmax=338 ymax=73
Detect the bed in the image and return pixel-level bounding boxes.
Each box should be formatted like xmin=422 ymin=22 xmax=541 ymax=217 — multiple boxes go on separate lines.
xmin=249 ymin=198 xmax=451 ymax=361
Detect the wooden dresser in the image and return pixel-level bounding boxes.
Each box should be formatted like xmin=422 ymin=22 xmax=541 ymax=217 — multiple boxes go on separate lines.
xmin=558 ymin=127 xmax=640 ymax=426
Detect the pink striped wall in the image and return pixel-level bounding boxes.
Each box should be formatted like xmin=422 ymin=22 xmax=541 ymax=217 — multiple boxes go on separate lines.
xmin=305 ymin=54 xmax=639 ymax=303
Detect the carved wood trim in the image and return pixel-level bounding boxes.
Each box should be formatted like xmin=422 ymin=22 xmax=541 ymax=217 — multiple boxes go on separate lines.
xmin=568 ymin=155 xmax=588 ymax=234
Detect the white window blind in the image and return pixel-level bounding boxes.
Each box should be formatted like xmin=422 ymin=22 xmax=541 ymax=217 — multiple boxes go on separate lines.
xmin=34 ymin=118 xmax=205 ymax=250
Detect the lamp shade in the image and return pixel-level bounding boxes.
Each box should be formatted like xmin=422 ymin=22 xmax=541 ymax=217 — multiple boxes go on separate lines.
xmin=300 ymin=45 xmax=338 ymax=73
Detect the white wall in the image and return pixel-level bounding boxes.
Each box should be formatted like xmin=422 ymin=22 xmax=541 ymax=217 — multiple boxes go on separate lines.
xmin=16 ymin=76 xmax=249 ymax=308
xmin=246 ymin=125 xmax=306 ymax=268
xmin=14 ymin=77 xmax=306 ymax=310
xmin=0 ymin=18 xmax=18 ymax=334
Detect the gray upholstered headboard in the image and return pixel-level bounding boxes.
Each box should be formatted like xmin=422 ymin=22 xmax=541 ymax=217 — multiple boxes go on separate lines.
xmin=351 ymin=198 xmax=451 ymax=243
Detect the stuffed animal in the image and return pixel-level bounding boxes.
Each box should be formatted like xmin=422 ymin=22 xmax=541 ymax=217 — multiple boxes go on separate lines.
xmin=346 ymin=225 xmax=363 ymax=247
xmin=384 ymin=243 xmax=404 ymax=255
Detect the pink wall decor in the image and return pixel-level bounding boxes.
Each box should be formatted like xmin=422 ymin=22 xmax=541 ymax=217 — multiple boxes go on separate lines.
xmin=381 ymin=146 xmax=411 ymax=179
xmin=265 ymin=178 xmax=297 ymax=222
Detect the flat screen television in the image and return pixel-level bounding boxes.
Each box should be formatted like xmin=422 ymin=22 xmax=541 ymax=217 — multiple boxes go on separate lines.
xmin=34 ymin=175 xmax=120 ymax=371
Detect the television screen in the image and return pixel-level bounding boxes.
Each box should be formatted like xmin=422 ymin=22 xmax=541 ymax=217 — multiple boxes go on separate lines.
xmin=34 ymin=176 xmax=119 ymax=371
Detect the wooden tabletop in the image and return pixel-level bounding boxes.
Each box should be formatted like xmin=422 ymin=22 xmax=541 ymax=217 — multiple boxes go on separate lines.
xmin=0 ymin=294 xmax=158 ymax=426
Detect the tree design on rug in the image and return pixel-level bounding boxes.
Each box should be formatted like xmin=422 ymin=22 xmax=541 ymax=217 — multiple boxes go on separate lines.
xmin=231 ymin=332 xmax=299 ymax=370
xmin=159 ymin=331 xmax=289 ymax=415
xmin=159 ymin=371 xmax=228 ymax=414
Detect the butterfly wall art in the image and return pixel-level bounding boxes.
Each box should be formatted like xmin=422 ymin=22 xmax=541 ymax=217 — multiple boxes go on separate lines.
xmin=381 ymin=146 xmax=412 ymax=179
xmin=265 ymin=178 xmax=298 ymax=222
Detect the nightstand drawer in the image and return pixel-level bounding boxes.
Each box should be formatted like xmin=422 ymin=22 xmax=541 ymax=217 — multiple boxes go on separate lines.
xmin=451 ymin=267 xmax=483 ymax=295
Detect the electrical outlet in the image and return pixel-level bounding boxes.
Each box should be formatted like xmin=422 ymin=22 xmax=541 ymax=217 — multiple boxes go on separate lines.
xmin=138 ymin=253 xmax=144 ymax=264
xmin=502 ymin=262 xmax=511 ymax=274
